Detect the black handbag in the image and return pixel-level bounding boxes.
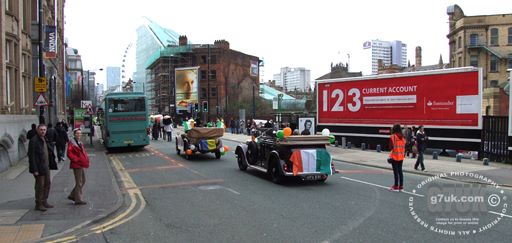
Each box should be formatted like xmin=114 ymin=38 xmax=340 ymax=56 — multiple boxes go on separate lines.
xmin=387 ymin=158 xmax=394 ymax=164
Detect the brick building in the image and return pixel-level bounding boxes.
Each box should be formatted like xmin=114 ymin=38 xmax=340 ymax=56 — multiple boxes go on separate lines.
xmin=146 ymin=36 xmax=260 ymax=121
xmin=447 ymin=4 xmax=512 ymax=115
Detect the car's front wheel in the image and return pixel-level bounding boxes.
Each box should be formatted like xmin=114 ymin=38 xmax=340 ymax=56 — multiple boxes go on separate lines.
xmin=236 ymin=151 xmax=247 ymax=171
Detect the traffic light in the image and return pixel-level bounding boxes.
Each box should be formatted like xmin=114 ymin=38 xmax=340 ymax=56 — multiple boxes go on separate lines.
xmin=202 ymin=101 xmax=208 ymax=112
xmin=194 ymin=103 xmax=199 ymax=112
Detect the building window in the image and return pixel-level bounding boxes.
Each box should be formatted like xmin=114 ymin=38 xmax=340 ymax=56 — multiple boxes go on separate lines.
xmin=201 ymin=55 xmax=207 ymax=64
xmin=200 ymin=70 xmax=207 ymax=80
xmin=458 ymin=56 xmax=462 ymax=67
xmin=6 ymin=68 xmax=12 ymax=105
xmin=5 ymin=40 xmax=10 ymax=62
xmin=457 ymin=36 xmax=461 ymax=48
xmin=508 ymin=27 xmax=512 ymax=45
xmin=508 ymin=54 xmax=512 ymax=69
xmin=210 ymin=55 xmax=217 ymax=64
xmin=490 ymin=28 xmax=499 ymax=46
xmin=470 ymin=55 xmax=478 ymax=67
xmin=210 ymin=87 xmax=217 ymax=97
xmin=201 ymin=88 xmax=207 ymax=99
xmin=469 ymin=34 xmax=478 ymax=46
xmin=490 ymin=55 xmax=498 ymax=72
xmin=209 ymin=70 xmax=216 ymax=80
xmin=490 ymin=80 xmax=499 ymax=87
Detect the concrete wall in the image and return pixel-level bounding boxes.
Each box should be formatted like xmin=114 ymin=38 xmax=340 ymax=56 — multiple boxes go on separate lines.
xmin=0 ymin=115 xmax=38 ymax=173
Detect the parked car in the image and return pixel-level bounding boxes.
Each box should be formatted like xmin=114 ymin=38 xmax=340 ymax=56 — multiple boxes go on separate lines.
xmin=235 ymin=128 xmax=335 ymax=184
xmin=176 ymin=127 xmax=224 ymax=159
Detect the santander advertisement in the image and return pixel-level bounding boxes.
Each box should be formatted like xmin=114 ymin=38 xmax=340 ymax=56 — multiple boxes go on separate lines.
xmin=317 ymin=69 xmax=481 ymax=128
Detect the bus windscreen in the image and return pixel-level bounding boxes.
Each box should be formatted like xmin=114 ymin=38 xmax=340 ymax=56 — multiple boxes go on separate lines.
xmin=108 ymin=98 xmax=145 ymax=112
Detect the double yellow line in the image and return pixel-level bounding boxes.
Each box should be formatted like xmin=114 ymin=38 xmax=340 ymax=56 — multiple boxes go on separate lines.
xmin=47 ymin=155 xmax=146 ymax=242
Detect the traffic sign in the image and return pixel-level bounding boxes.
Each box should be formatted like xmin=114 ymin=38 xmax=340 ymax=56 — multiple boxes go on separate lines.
xmin=34 ymin=93 xmax=49 ymax=106
xmin=34 ymin=77 xmax=47 ymax=92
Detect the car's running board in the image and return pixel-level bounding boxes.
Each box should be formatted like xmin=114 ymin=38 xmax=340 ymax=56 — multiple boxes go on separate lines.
xmin=247 ymin=165 xmax=267 ymax=173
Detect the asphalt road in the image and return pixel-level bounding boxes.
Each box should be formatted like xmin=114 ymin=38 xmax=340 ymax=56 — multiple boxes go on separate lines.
xmin=79 ymin=139 xmax=512 ymax=243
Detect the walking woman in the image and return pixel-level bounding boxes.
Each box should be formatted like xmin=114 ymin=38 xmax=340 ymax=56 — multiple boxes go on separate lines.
xmin=389 ymin=124 xmax=406 ymax=192
xmin=67 ymin=128 xmax=89 ymax=205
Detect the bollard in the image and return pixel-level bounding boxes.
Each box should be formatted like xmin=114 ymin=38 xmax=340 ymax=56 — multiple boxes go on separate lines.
xmin=376 ymin=144 xmax=381 ymax=153
xmin=334 ymin=140 xmax=339 ymax=147
xmin=347 ymin=141 xmax=352 ymax=149
xmin=432 ymin=151 xmax=438 ymax=160
xmin=456 ymin=153 xmax=463 ymax=163
xmin=483 ymin=158 xmax=489 ymax=166
xmin=361 ymin=143 xmax=367 ymax=150
xmin=342 ymin=137 xmax=346 ymax=148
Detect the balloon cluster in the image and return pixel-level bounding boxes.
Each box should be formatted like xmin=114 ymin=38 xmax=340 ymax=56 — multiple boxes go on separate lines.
xmin=322 ymin=128 xmax=335 ymax=144
xmin=276 ymin=127 xmax=293 ymax=139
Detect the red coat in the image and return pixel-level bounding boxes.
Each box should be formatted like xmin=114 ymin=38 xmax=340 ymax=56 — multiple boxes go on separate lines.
xmin=67 ymin=138 xmax=90 ymax=169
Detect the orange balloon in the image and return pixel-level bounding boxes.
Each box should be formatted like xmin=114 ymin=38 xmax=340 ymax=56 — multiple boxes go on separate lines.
xmin=283 ymin=127 xmax=292 ymax=137
xmin=186 ymin=149 xmax=193 ymax=155
xmin=224 ymin=146 xmax=230 ymax=152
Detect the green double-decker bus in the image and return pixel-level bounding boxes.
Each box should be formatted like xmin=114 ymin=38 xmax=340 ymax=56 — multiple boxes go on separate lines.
xmin=101 ymin=92 xmax=150 ymax=149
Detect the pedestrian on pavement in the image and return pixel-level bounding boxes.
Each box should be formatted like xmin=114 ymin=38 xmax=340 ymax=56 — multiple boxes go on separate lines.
xmin=410 ymin=126 xmax=417 ymax=158
xmin=152 ymin=122 xmax=159 ymax=140
xmin=27 ymin=123 xmax=37 ymax=140
xmin=402 ymin=125 xmax=412 ymax=157
xmin=414 ymin=125 xmax=428 ymax=171
xmin=55 ymin=122 xmax=69 ymax=162
xmin=28 ymin=124 xmax=57 ymax=211
xmin=61 ymin=119 xmax=69 ymax=132
xmin=45 ymin=123 xmax=58 ymax=155
xmin=164 ymin=121 xmax=174 ymax=142
xmin=388 ymin=123 xmax=406 ymax=192
xmin=67 ymin=128 xmax=90 ymax=205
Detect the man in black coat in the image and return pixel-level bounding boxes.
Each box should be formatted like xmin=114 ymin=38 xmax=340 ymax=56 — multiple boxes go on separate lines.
xmin=26 ymin=123 xmax=37 ymax=140
xmin=55 ymin=122 xmax=69 ymax=162
xmin=28 ymin=124 xmax=57 ymax=211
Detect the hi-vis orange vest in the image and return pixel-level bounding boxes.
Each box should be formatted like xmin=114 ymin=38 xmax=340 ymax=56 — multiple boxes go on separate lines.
xmin=390 ymin=134 xmax=405 ymax=161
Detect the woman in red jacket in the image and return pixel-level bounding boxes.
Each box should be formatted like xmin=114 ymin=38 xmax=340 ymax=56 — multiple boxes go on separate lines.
xmin=67 ymin=128 xmax=89 ymax=205
xmin=389 ymin=124 xmax=406 ymax=192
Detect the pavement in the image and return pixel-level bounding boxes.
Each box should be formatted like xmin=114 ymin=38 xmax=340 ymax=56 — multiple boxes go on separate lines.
xmin=209 ymin=128 xmax=512 ymax=188
xmin=0 ymin=126 xmax=122 ymax=242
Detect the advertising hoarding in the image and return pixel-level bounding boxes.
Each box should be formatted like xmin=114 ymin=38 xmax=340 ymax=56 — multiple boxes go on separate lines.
xmin=317 ymin=68 xmax=482 ymax=129
xmin=175 ymin=67 xmax=199 ymax=112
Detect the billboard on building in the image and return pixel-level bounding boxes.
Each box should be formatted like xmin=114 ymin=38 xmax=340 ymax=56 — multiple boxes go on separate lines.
xmin=175 ymin=67 xmax=199 ymax=112
xmin=317 ymin=68 xmax=482 ymax=129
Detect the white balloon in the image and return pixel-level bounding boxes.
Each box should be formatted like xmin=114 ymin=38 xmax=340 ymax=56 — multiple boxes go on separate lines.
xmin=219 ymin=147 xmax=225 ymax=153
xmin=321 ymin=128 xmax=330 ymax=136
xmin=189 ymin=145 xmax=196 ymax=151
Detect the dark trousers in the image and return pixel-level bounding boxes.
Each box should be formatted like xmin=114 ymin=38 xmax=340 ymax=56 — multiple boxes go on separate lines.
xmin=166 ymin=132 xmax=172 ymax=142
xmin=56 ymin=144 xmax=66 ymax=161
xmin=69 ymin=168 xmax=86 ymax=202
xmin=34 ymin=172 xmax=51 ymax=204
xmin=391 ymin=161 xmax=404 ymax=187
xmin=415 ymin=152 xmax=425 ymax=170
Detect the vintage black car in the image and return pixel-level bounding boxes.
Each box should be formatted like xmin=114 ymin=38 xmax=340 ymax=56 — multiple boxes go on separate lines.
xmin=235 ymin=128 xmax=335 ymax=183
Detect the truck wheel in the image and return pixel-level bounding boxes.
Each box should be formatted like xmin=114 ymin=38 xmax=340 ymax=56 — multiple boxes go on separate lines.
xmin=270 ymin=161 xmax=284 ymax=184
xmin=215 ymin=151 xmax=221 ymax=159
xmin=236 ymin=151 xmax=247 ymax=171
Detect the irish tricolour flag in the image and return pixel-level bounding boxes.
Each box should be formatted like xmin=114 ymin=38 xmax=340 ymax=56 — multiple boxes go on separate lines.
xmin=289 ymin=149 xmax=332 ymax=176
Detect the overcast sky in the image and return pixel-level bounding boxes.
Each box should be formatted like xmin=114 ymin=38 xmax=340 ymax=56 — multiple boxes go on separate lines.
xmin=65 ymin=0 xmax=511 ymax=87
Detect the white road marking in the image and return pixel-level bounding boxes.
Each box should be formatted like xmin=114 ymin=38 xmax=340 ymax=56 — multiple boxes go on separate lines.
xmin=340 ymin=176 xmax=425 ymax=197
